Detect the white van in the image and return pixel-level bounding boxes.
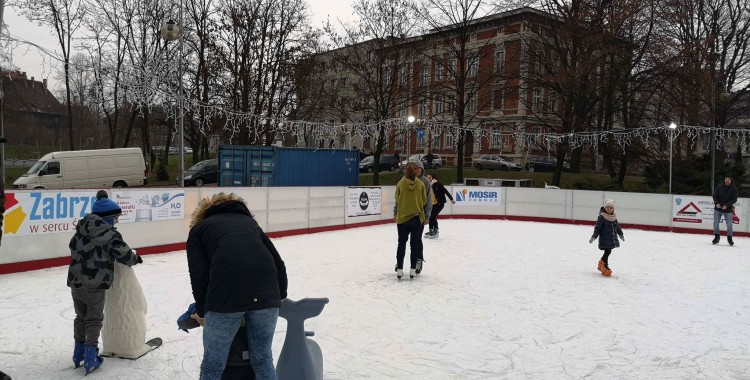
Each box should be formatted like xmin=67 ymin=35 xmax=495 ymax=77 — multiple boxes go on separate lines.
xmin=12 ymin=148 xmax=147 ymax=189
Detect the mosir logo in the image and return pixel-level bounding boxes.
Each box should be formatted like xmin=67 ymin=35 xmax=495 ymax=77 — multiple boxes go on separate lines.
xmin=454 ymin=188 xmax=499 ymax=203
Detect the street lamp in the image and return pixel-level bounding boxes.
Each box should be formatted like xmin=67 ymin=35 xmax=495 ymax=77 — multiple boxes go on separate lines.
xmin=161 ymin=16 xmax=185 ymax=188
xmin=668 ymin=122 xmax=677 ymax=194
xmin=406 ymin=116 xmax=415 ymax=160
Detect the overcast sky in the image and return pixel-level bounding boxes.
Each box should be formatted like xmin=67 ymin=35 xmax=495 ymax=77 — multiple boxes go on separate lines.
xmin=1 ymin=0 xmax=356 ymax=93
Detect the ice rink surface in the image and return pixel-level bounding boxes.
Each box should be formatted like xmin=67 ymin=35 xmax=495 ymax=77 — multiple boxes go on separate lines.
xmin=1 ymin=219 xmax=748 ymax=379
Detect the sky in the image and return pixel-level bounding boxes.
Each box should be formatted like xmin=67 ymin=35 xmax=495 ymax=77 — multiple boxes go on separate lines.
xmin=0 ymin=0 xmax=356 ymax=93
xmin=1 ymin=219 xmax=748 ymax=379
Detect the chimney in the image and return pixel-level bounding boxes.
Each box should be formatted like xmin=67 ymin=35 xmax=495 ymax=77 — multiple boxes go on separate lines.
xmin=21 ymin=72 xmax=26 ymax=78
xmin=43 ymin=78 xmax=47 ymax=90
xmin=31 ymin=77 xmax=35 ymax=88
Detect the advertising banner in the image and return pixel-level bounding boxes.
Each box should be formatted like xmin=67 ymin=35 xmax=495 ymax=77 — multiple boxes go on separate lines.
xmin=452 ymin=186 xmax=502 ymax=206
xmin=112 ymin=190 xmax=185 ymax=223
xmin=672 ymin=196 xmax=742 ymax=225
xmin=347 ymin=187 xmax=382 ymax=217
xmin=2 ymin=190 xmax=184 ymax=237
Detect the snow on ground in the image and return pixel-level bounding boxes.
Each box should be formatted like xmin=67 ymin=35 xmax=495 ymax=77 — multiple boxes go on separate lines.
xmin=1 ymin=219 xmax=749 ymax=380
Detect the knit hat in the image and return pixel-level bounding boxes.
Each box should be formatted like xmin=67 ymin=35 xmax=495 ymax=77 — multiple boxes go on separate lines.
xmin=603 ymin=199 xmax=615 ymax=208
xmin=409 ymin=157 xmax=425 ymax=169
xmin=92 ymin=190 xmax=122 ymax=220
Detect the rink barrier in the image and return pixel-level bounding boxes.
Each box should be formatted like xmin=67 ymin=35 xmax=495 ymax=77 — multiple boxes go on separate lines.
xmin=1 ymin=186 xmax=746 ymax=274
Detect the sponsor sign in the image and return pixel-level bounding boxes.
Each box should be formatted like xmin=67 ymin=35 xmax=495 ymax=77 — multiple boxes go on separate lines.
xmin=672 ymin=196 xmax=741 ymax=225
xmin=112 ymin=190 xmax=185 ymax=223
xmin=453 ymin=186 xmax=501 ymax=206
xmin=347 ymin=187 xmax=382 ymax=217
xmin=2 ymin=190 xmax=184 ymax=237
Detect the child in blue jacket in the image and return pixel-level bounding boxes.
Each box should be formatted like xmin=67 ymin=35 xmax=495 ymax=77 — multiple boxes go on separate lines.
xmin=589 ymin=199 xmax=624 ymax=277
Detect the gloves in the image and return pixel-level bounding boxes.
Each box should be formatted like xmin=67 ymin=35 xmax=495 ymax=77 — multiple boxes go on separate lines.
xmin=619 ymin=235 xmax=625 ymax=241
xmin=136 ymin=255 xmax=143 ymax=264
xmin=589 ymin=237 xmax=595 ymax=244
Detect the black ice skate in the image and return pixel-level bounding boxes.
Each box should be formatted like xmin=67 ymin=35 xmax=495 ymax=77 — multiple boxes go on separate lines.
xmin=728 ymin=236 xmax=734 ymax=246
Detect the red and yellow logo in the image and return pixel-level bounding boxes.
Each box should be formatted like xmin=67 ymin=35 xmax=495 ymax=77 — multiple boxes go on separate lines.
xmin=3 ymin=193 xmax=28 ymax=234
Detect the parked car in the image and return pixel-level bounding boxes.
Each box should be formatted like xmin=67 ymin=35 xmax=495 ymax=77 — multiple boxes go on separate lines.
xmin=525 ymin=156 xmax=571 ymax=172
xmin=359 ymin=155 xmax=399 ymax=173
xmin=178 ymin=158 xmax=218 ymax=186
xmin=473 ymin=155 xmax=522 ymax=171
xmin=400 ymin=153 xmax=443 ymax=170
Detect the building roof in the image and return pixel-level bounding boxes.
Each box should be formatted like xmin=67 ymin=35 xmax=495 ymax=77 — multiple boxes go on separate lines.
xmin=0 ymin=71 xmax=64 ymax=115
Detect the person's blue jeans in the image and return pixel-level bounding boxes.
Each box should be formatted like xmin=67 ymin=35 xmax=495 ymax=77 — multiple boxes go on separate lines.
xmin=200 ymin=308 xmax=279 ymax=380
xmin=713 ymin=209 xmax=733 ymax=236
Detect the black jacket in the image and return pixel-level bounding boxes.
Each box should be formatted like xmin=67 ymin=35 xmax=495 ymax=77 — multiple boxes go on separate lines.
xmin=713 ymin=183 xmax=738 ymax=212
xmin=187 ymin=199 xmax=288 ymax=317
xmin=431 ymin=181 xmax=454 ymax=205
xmin=591 ymin=208 xmax=624 ymax=250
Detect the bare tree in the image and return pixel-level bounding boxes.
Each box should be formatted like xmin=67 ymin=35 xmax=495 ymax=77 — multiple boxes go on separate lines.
xmin=20 ymin=0 xmax=87 ymax=150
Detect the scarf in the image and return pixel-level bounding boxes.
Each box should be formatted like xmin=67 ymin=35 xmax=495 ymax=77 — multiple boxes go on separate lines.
xmin=600 ymin=211 xmax=617 ymax=222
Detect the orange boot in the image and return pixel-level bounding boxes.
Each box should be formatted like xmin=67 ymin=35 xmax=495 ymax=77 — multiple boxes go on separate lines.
xmin=602 ymin=263 xmax=612 ymax=277
xmin=597 ymin=260 xmax=605 ymax=274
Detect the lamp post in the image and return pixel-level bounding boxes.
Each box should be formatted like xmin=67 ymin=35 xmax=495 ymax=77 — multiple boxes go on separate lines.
xmin=161 ymin=13 xmax=184 ymax=188
xmin=407 ymin=115 xmax=415 ymax=161
xmin=668 ymin=122 xmax=677 ymax=194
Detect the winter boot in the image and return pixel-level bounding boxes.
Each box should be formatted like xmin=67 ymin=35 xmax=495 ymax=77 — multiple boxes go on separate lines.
xmin=597 ymin=260 xmax=605 ymax=274
xmin=410 ymin=268 xmax=416 ymax=279
xmin=415 ymin=259 xmax=423 ymax=274
xmin=602 ymin=263 xmax=612 ymax=277
xmin=728 ymin=236 xmax=734 ymax=246
xmin=396 ymin=268 xmax=403 ymax=279
xmin=712 ymin=234 xmax=720 ymax=244
xmin=73 ymin=340 xmax=85 ymax=368
xmin=83 ymin=344 xmax=103 ymax=375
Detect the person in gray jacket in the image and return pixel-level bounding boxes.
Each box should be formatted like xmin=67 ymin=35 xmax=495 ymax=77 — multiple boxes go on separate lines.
xmin=67 ymin=190 xmax=141 ymax=374
xmin=405 ymin=158 xmax=432 ymax=274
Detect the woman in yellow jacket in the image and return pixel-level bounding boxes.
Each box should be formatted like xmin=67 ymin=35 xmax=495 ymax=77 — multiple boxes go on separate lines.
xmin=393 ymin=162 xmax=427 ymax=279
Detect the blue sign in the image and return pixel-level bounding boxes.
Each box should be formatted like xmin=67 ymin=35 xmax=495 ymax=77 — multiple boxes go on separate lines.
xmin=416 ymin=128 xmax=425 ymax=140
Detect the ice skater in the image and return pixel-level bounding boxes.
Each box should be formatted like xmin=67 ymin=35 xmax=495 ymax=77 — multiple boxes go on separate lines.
xmin=67 ymin=190 xmax=142 ymax=374
xmin=425 ymin=173 xmax=454 ymax=239
xmin=393 ymin=162 xmax=427 ymax=279
xmin=589 ymin=199 xmax=624 ymax=277
xmin=712 ymin=176 xmax=738 ymax=246
xmin=408 ymin=158 xmax=431 ymax=274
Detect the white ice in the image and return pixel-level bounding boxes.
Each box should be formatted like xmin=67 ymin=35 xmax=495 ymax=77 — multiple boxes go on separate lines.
xmin=1 ymin=220 xmax=749 ymax=379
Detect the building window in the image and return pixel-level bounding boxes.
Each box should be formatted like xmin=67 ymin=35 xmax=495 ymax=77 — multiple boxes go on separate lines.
xmin=491 ymin=127 xmax=502 ymax=148
xmin=495 ymin=49 xmax=505 ymax=74
xmin=533 ymin=88 xmax=543 ymax=111
xmin=420 ymin=67 xmax=429 ymax=86
xmin=468 ymin=54 xmax=479 ymax=77
xmin=549 ymin=91 xmax=557 ymax=113
xmin=400 ymin=65 xmax=408 ymax=86
xmin=532 ymin=127 xmax=543 ymax=149
xmin=434 ymin=95 xmax=443 ymax=114
xmin=432 ymin=132 xmax=441 ymax=148
xmin=448 ymin=59 xmax=457 ymax=76
xmin=397 ymin=97 xmax=406 ymax=118
xmin=396 ymin=133 xmax=404 ymax=150
xmin=419 ymin=98 xmax=429 ymax=117
xmin=493 ymin=87 xmax=504 ymax=111
xmin=435 ymin=59 xmax=443 ymax=81
xmin=447 ymin=95 xmax=455 ymax=112
xmin=467 ymin=92 xmax=478 ymax=113
xmin=445 ymin=131 xmax=454 ymax=149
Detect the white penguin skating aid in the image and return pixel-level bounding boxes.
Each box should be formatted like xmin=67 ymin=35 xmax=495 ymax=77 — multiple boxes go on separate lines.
xmin=100 ymin=260 xmax=162 ymax=359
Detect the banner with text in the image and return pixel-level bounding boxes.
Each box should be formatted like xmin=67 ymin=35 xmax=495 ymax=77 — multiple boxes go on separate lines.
xmin=347 ymin=187 xmax=382 ymax=217
xmin=112 ymin=190 xmax=185 ymax=223
xmin=452 ymin=186 xmax=502 ymax=206
xmin=672 ymin=196 xmax=743 ymax=225
xmin=2 ymin=190 xmax=185 ymax=237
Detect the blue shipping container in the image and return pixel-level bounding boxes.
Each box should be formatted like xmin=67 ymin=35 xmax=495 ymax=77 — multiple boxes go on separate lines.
xmin=218 ymin=146 xmax=360 ymax=187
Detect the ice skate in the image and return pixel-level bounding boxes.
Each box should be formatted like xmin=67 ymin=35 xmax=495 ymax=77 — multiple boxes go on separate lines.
xmin=712 ymin=234 xmax=720 ymax=244
xmin=396 ymin=268 xmax=403 ymax=279
xmin=410 ymin=268 xmax=416 ymax=279
xmin=415 ymin=259 xmax=423 ymax=274
xmin=728 ymin=236 xmax=734 ymax=246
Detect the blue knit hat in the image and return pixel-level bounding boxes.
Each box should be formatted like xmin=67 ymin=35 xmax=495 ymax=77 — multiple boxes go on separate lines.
xmin=91 ymin=190 xmax=122 ymax=221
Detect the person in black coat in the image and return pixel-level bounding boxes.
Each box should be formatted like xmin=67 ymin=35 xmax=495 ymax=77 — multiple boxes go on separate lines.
xmin=187 ymin=192 xmax=287 ymax=380
xmin=712 ymin=176 xmax=738 ymax=246
xmin=589 ymin=199 xmax=624 ymax=277
xmin=425 ymin=173 xmax=455 ymax=238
